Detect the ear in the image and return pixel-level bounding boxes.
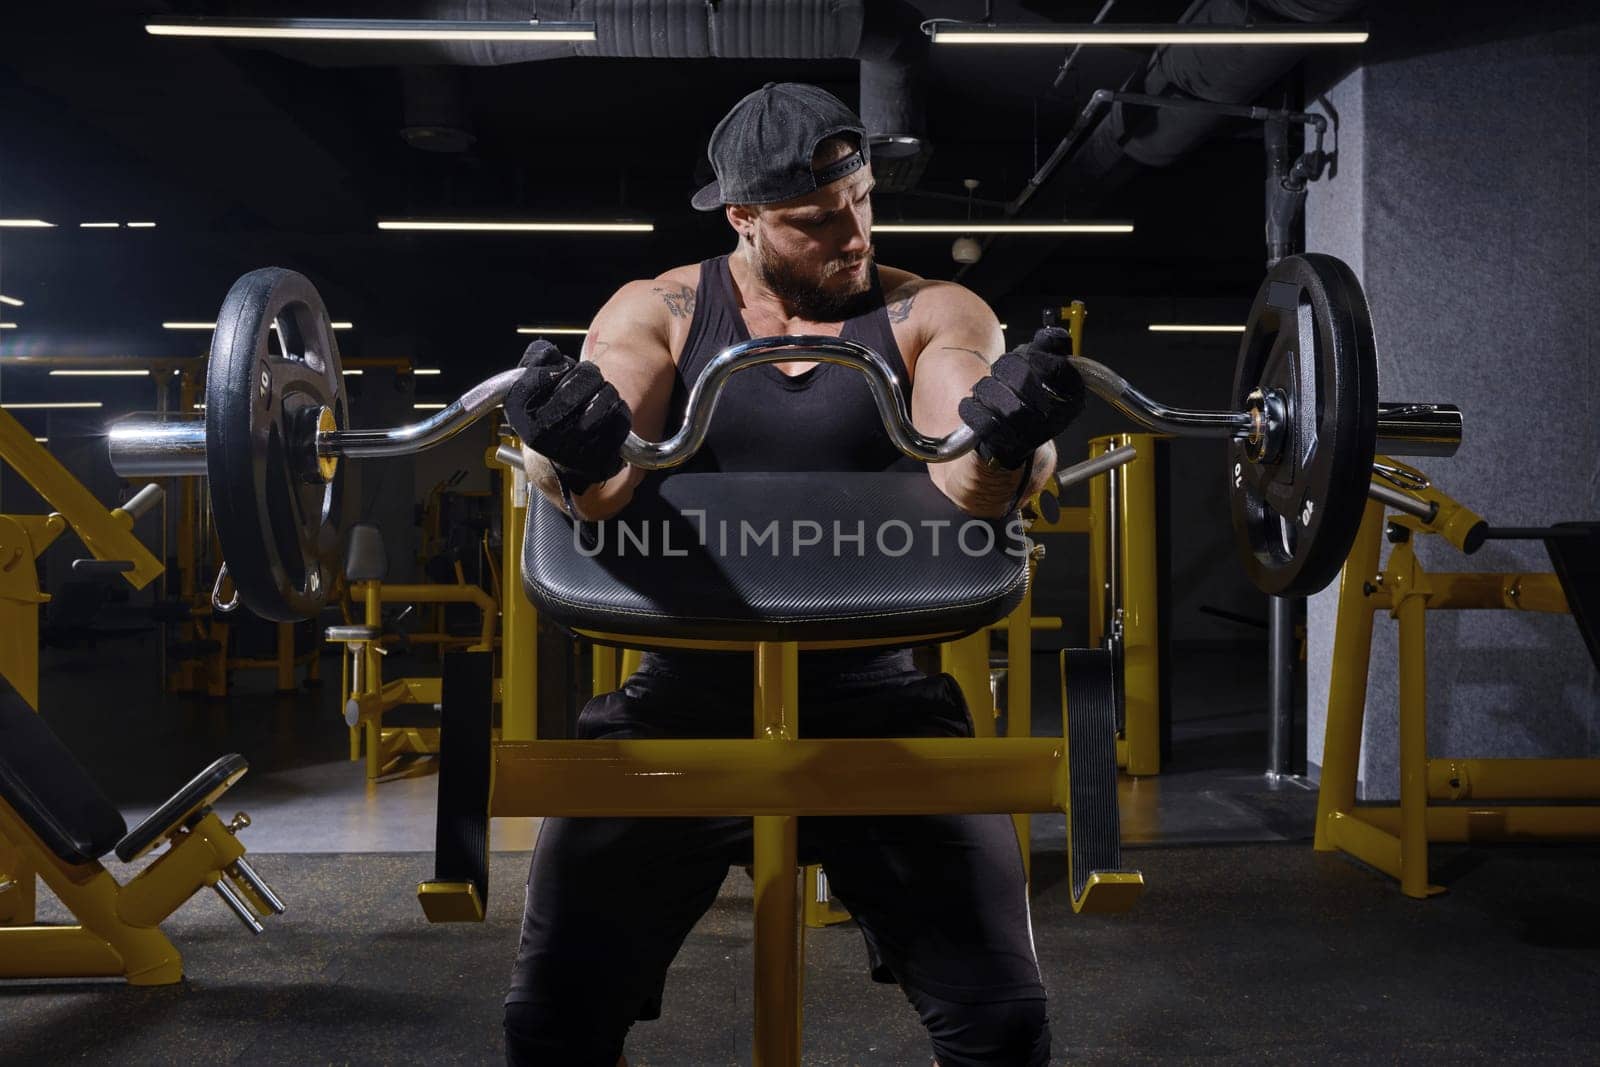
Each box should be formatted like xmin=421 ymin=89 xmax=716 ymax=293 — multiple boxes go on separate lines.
xmin=725 ymin=203 xmax=758 ymax=241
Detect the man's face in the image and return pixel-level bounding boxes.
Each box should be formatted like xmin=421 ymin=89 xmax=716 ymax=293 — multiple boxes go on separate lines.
xmin=748 ymin=167 xmax=877 ymax=322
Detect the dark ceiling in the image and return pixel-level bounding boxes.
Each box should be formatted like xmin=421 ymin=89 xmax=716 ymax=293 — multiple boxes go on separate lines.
xmin=0 ymin=1 xmax=1303 ymax=392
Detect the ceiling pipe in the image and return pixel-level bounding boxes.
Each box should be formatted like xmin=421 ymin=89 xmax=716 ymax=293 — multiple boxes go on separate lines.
xmin=956 ymin=0 xmax=1366 ymax=294
xmin=220 ymin=0 xmax=930 ymax=188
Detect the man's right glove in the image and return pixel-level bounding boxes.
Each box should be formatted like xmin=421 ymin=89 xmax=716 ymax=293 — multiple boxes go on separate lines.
xmin=957 ymin=327 xmax=1086 ymax=471
xmin=503 ymin=341 xmax=632 ymax=494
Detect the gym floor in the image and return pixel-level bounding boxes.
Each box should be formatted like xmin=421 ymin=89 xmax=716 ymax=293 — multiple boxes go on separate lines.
xmin=6 ymin=636 xmax=1597 ymax=1064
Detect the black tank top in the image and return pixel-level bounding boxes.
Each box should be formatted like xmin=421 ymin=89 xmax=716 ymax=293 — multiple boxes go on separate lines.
xmin=637 ymin=254 xmax=918 ymax=685
xmin=662 ymin=254 xmax=914 ymax=473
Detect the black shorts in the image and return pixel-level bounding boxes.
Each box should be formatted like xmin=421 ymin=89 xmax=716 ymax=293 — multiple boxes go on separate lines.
xmin=503 ymin=655 xmax=1047 ymax=1061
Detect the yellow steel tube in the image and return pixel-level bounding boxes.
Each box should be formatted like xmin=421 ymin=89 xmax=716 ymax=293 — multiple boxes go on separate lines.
xmin=1426 ymin=758 xmax=1600 ymax=801
xmin=752 ymin=641 xmax=801 ymax=1066
xmin=0 ymin=514 xmax=52 ymax=707
xmin=1086 ymin=438 xmax=1109 ymax=648
xmin=941 ymin=631 xmax=993 ymax=736
xmin=349 ymin=582 xmax=499 ymax=649
xmin=488 ymin=737 xmax=1066 ymax=818
xmin=1322 ymin=811 xmax=1402 ymax=881
xmin=118 ymin=812 xmax=245 ymax=928
xmin=592 ymin=644 xmax=618 ymax=697
xmin=1417 ymin=572 xmax=1569 ymax=614
xmin=499 ymin=453 xmax=537 ymax=740
xmin=1353 ymin=805 xmax=1600 ymax=842
xmin=0 ymin=926 xmax=128 ymax=980
xmin=0 ymin=408 xmax=163 ymax=588
xmin=1396 ymin=592 xmax=1433 ymax=899
xmin=620 ymin=647 xmax=642 ymax=679
xmin=1006 ymin=562 xmax=1035 ymax=883
xmin=1118 ymin=434 xmax=1160 ymax=776
xmin=1028 ymin=508 xmax=1090 ymax=535
xmin=1314 ymin=501 xmax=1385 ymax=852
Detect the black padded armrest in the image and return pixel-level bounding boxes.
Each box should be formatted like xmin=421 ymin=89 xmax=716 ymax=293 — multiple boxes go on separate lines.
xmin=523 ymin=472 xmax=1030 ymax=645
xmin=0 ymin=680 xmax=126 ymax=866
xmin=115 ymin=753 xmax=249 ymax=862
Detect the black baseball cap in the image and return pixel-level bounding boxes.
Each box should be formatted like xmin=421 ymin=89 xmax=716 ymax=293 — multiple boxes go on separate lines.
xmin=691 ymin=82 xmax=870 ymax=212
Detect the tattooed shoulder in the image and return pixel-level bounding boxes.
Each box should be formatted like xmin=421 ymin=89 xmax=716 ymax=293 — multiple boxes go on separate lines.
xmin=652 ymin=284 xmax=697 ymax=319
xmin=884 ymin=279 xmax=932 ymax=324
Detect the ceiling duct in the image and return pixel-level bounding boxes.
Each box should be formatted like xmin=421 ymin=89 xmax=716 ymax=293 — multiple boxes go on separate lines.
xmin=958 ymin=0 xmax=1366 ymax=298
xmin=228 ymin=0 xmax=929 ymax=188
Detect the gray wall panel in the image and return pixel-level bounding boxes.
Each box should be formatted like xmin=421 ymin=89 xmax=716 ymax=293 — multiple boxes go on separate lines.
xmin=1305 ymin=6 xmax=1600 ymax=798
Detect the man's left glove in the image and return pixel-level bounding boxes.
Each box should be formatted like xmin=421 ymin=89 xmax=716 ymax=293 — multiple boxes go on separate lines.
xmin=503 ymin=340 xmax=632 ymax=494
xmin=957 ymin=326 xmax=1086 ymax=471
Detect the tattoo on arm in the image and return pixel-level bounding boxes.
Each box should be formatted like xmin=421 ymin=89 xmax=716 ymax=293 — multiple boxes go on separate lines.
xmin=652 ymin=285 xmax=697 ymax=319
xmin=585 ymin=337 xmax=612 ymax=361
xmin=887 ymin=291 xmax=917 ymax=323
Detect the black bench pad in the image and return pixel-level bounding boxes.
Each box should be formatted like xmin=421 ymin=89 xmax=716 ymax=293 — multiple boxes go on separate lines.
xmin=0 ymin=678 xmax=126 ymax=866
xmin=116 ymin=754 xmax=249 ymax=863
xmin=524 ymin=472 xmax=1030 ymax=644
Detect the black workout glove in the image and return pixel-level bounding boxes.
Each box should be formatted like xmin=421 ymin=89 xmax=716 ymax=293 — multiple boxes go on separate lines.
xmin=958 ymin=327 xmax=1086 ymax=470
xmin=503 ymin=341 xmax=632 ymax=494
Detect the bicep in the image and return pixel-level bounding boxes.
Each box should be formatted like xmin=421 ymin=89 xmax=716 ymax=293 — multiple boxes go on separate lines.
xmin=909 ymin=290 xmax=1004 ymax=435
xmin=580 ymin=282 xmax=677 ymax=442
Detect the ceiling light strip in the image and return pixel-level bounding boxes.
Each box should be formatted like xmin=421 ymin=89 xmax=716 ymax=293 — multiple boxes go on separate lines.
xmin=0 ymin=295 xmax=22 ymax=307
xmin=379 ymin=220 xmax=653 ymax=233
xmin=1147 ymin=324 xmax=1247 ymax=333
xmin=49 ymin=369 xmax=151 ymax=377
xmin=0 ymin=219 xmax=54 ymax=228
xmin=145 ymin=18 xmax=597 ymax=43
xmin=874 ymin=223 xmax=1133 ymax=234
xmin=2 ymin=401 xmax=104 ymax=410
xmin=517 ymin=327 xmax=589 ymax=335
xmin=929 ymin=23 xmax=1369 ymax=46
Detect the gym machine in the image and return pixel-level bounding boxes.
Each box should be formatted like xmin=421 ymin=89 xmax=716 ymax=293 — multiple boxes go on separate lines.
xmin=107 ymin=252 xmax=1462 ymax=1062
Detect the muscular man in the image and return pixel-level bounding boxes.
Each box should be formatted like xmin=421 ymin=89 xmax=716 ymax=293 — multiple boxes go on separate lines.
xmin=503 ymin=83 xmax=1083 ymax=1066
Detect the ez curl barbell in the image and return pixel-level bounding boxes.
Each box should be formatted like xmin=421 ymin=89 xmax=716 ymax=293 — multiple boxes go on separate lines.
xmin=108 ymin=253 xmax=1460 ymax=620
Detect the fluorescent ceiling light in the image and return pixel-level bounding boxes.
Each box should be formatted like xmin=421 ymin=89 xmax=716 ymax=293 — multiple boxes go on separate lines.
xmin=50 ymin=369 xmax=151 ymax=377
xmin=874 ymin=222 xmax=1133 ymax=234
xmin=1148 ymin=324 xmax=1246 ymax=333
xmin=127 ymin=221 xmax=158 ymax=228
xmin=2 ymin=401 xmax=104 ymax=410
xmin=33 ymin=437 xmax=48 ymax=444
xmin=517 ymin=327 xmax=589 ymax=335
xmin=80 ymin=222 xmax=120 ymax=229
xmin=415 ymin=402 xmax=447 ymax=410
xmin=0 ymin=323 xmax=15 ymax=330
xmin=928 ymin=23 xmax=1369 ymax=46
xmin=413 ymin=368 xmax=442 ymax=376
xmin=379 ymin=220 xmax=653 ymax=233
xmin=0 ymin=294 xmax=22 ymax=307
xmin=0 ymin=219 xmax=54 ymax=228
xmin=342 ymin=369 xmax=364 ymax=376
xmin=145 ymin=17 xmax=596 ymax=43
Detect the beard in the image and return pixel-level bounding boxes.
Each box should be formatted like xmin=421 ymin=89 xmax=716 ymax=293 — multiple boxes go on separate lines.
xmin=755 ymin=238 xmax=878 ymax=322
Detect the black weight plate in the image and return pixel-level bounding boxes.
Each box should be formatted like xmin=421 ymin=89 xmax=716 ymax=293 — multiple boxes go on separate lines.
xmin=1228 ymin=254 xmax=1378 ymax=597
xmin=206 ymin=268 xmax=347 ymax=621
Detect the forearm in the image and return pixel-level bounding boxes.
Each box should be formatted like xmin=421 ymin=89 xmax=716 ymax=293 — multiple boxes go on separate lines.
xmin=932 ymin=439 xmax=1056 ymax=518
xmin=522 ymin=447 xmax=638 ymax=521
